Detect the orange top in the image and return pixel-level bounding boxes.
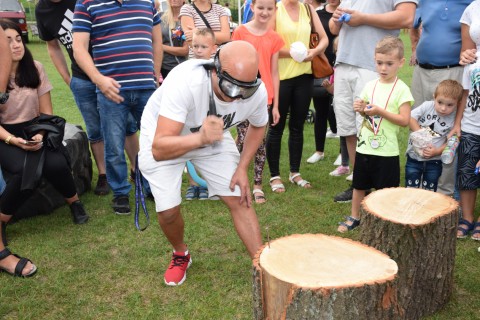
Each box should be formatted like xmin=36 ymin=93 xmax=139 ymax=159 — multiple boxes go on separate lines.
xmin=232 ymin=26 xmax=284 ymax=104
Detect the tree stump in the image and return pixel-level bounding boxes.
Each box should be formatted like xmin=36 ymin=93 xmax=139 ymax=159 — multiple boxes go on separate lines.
xmin=252 ymin=234 xmax=400 ymax=320
xmin=10 ymin=123 xmax=92 ymax=221
xmin=359 ymin=187 xmax=458 ymax=320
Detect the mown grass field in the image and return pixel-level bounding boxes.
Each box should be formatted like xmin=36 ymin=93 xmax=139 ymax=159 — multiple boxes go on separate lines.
xmin=1 ymin=32 xmax=479 ymax=320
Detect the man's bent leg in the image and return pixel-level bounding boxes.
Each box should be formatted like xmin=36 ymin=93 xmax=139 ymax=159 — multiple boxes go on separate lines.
xmin=157 ymin=206 xmax=187 ymax=253
xmin=222 ymin=196 xmax=262 ymax=258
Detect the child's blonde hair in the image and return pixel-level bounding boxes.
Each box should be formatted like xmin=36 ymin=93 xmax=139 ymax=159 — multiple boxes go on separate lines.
xmin=434 ymin=80 xmax=464 ymax=103
xmin=375 ymin=36 xmax=404 ymax=59
xmin=193 ymin=27 xmax=216 ymax=43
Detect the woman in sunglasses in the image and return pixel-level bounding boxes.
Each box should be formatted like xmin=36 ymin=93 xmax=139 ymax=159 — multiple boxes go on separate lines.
xmin=266 ymin=0 xmax=328 ymax=192
xmin=139 ymin=41 xmax=267 ymax=286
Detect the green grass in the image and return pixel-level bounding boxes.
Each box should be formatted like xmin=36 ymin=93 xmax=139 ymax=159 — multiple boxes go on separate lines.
xmin=1 ymin=33 xmax=480 ymax=320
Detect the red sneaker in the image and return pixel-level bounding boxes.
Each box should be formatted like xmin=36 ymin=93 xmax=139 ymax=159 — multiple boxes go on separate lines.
xmin=164 ymin=250 xmax=192 ymax=286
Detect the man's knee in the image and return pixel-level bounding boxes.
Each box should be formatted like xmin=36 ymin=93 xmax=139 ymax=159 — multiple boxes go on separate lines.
xmin=157 ymin=206 xmax=181 ymax=224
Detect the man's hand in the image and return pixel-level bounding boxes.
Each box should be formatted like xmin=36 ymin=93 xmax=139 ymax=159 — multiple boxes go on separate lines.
xmin=229 ymin=167 xmax=251 ymax=207
xmin=96 ymin=75 xmax=124 ymax=103
xmin=200 ymin=115 xmax=224 ymax=145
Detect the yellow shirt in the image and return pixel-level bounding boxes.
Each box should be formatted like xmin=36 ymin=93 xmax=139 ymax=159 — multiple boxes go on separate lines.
xmin=276 ymin=1 xmax=312 ymax=80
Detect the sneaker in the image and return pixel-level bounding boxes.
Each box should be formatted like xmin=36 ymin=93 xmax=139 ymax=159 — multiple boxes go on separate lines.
xmin=333 ymin=154 xmax=342 ymax=166
xmin=307 ymin=152 xmax=324 ymax=164
xmin=346 ymin=173 xmax=353 ymax=181
xmin=329 ymin=166 xmax=350 ymax=177
xmin=334 ymin=186 xmax=353 ymax=203
xmin=164 ymin=250 xmax=192 ymax=286
xmin=112 ymin=195 xmax=131 ymax=215
xmin=185 ymin=185 xmax=199 ymax=200
xmin=94 ymin=174 xmax=110 ymax=196
xmin=69 ymin=200 xmax=90 ymax=224
xmin=198 ymin=186 xmax=209 ymax=200
xmin=325 ymin=129 xmax=339 ymax=138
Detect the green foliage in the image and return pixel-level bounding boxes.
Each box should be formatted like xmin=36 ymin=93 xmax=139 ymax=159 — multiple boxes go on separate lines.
xmin=1 ymin=33 xmax=479 ymax=320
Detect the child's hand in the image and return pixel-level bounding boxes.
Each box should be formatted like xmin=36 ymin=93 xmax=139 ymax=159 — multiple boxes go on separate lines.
xmin=475 ymin=160 xmax=480 ymax=174
xmin=422 ymin=145 xmax=436 ymax=159
xmin=353 ymin=98 xmax=367 ymax=113
xmin=363 ymin=104 xmax=379 ymax=116
xmin=322 ymin=79 xmax=331 ymax=87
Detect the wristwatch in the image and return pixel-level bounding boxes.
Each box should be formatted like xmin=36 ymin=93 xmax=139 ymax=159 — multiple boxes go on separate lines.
xmin=0 ymin=92 xmax=9 ymax=104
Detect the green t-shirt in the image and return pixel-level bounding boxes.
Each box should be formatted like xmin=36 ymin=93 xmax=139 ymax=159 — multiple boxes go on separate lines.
xmin=357 ymin=78 xmax=414 ymax=156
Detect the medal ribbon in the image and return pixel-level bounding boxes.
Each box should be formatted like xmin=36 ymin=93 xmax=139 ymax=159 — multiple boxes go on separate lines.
xmin=369 ymin=77 xmax=398 ymax=136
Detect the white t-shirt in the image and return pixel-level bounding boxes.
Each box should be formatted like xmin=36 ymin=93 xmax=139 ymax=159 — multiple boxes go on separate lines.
xmin=406 ymin=100 xmax=456 ymax=161
xmin=460 ymin=1 xmax=480 ymax=135
xmin=140 ymin=59 xmax=268 ymax=153
xmin=336 ymin=0 xmax=418 ymax=72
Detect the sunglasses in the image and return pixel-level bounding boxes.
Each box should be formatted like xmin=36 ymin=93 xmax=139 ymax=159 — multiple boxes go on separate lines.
xmin=214 ymin=49 xmax=262 ymax=100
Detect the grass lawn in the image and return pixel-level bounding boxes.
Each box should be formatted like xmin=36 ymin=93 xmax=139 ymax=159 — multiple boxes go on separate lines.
xmin=1 ymin=33 xmax=480 ymax=320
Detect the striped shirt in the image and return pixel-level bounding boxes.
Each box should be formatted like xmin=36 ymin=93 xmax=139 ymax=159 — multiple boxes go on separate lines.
xmin=179 ymin=3 xmax=227 ymax=58
xmin=73 ymin=0 xmax=161 ymax=91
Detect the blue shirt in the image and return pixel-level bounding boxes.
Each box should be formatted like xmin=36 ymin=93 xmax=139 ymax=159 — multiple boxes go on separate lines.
xmin=414 ymin=0 xmax=473 ymax=66
xmin=73 ymin=0 xmax=161 ymax=91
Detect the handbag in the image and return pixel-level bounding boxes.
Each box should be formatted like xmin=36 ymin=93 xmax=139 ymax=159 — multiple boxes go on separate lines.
xmin=304 ymin=3 xmax=333 ymax=79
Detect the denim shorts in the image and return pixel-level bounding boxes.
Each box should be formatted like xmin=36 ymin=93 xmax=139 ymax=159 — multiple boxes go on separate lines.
xmin=405 ymin=155 xmax=442 ymax=191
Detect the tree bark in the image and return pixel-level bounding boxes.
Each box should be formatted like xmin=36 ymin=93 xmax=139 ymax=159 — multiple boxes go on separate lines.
xmin=252 ymin=234 xmax=400 ymax=320
xmin=359 ymin=187 xmax=458 ymax=320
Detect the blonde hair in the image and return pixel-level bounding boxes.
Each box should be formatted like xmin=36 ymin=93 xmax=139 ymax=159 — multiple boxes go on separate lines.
xmin=193 ymin=27 xmax=216 ymax=42
xmin=375 ymin=36 xmax=404 ymax=59
xmin=162 ymin=0 xmax=183 ymax=30
xmin=434 ymin=80 xmax=464 ymax=103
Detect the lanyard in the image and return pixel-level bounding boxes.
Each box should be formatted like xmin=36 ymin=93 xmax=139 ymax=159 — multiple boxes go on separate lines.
xmin=369 ymin=77 xmax=398 ymax=136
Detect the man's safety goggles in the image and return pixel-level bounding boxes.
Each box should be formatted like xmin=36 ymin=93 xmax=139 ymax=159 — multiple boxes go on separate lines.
xmin=214 ymin=50 xmax=262 ymax=100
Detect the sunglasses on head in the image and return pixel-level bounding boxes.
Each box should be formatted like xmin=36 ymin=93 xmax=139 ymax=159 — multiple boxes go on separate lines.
xmin=214 ymin=49 xmax=262 ymax=100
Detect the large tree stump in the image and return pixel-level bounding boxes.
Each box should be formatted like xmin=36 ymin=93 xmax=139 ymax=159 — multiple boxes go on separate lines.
xmin=252 ymin=234 xmax=400 ymax=320
xmin=359 ymin=187 xmax=458 ymax=320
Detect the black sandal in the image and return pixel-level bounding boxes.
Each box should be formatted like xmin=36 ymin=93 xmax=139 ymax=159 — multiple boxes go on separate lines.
xmin=0 ymin=248 xmax=37 ymax=278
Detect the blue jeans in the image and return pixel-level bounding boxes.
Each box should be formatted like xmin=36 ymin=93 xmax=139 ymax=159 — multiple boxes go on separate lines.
xmin=98 ymin=89 xmax=155 ymax=196
xmin=70 ymin=77 xmax=138 ymax=142
xmin=405 ymin=155 xmax=443 ymax=191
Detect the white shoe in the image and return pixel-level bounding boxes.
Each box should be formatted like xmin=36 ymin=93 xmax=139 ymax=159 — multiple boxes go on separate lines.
xmin=333 ymin=154 xmax=342 ymax=166
xmin=326 ymin=129 xmax=339 ymax=138
xmin=329 ymin=166 xmax=350 ymax=176
xmin=346 ymin=173 xmax=353 ymax=181
xmin=307 ymin=152 xmax=324 ymax=164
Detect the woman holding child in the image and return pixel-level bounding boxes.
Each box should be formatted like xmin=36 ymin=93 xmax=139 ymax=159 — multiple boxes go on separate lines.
xmin=0 ymin=19 xmax=89 ymax=277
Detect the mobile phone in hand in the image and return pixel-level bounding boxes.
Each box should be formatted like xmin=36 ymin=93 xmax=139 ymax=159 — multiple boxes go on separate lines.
xmin=26 ymin=140 xmax=42 ymax=145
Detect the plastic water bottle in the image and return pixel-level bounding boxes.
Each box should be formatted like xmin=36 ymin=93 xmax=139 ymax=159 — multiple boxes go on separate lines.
xmin=441 ymin=135 xmax=459 ymax=164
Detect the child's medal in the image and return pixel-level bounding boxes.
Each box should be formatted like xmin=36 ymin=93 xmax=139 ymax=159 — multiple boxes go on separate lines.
xmin=368 ymin=77 xmax=398 ymax=149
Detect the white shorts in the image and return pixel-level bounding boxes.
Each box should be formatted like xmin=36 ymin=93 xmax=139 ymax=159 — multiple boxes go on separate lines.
xmin=411 ymin=65 xmax=464 ymax=108
xmin=333 ymin=64 xmax=377 ymax=137
xmin=138 ymin=134 xmax=241 ymax=212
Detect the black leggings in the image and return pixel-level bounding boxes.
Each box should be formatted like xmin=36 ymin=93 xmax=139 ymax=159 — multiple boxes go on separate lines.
xmin=0 ymin=125 xmax=77 ymax=216
xmin=312 ymin=86 xmax=336 ymax=152
xmin=266 ymin=74 xmax=313 ymax=177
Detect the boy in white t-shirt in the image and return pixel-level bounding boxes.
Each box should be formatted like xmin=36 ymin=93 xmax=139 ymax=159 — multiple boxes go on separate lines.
xmin=405 ymin=80 xmax=463 ymax=192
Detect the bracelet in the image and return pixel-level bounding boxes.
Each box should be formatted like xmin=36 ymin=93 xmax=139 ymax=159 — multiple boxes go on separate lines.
xmin=4 ymin=135 xmax=14 ymax=145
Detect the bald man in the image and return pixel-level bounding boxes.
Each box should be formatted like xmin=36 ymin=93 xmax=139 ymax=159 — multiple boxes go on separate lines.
xmin=139 ymin=41 xmax=268 ymax=286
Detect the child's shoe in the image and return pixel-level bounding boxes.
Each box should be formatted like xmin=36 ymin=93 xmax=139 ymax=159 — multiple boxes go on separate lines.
xmin=329 ymin=166 xmax=350 ymax=177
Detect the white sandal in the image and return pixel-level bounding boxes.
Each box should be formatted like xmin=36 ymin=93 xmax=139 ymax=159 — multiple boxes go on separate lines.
xmin=252 ymin=189 xmax=267 ymax=203
xmin=269 ymin=176 xmax=285 ymax=193
xmin=289 ymin=173 xmax=311 ymax=188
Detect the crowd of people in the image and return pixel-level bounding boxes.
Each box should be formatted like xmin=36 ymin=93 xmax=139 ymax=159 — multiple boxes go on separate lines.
xmin=0 ymin=0 xmax=479 ymax=289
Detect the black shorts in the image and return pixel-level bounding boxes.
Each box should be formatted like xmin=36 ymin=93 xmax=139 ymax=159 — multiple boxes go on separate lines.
xmin=352 ymin=152 xmax=400 ymax=190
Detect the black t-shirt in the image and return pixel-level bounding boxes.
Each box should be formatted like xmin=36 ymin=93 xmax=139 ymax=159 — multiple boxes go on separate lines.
xmin=35 ymin=0 xmax=90 ymax=81
xmin=317 ymin=7 xmax=336 ymax=67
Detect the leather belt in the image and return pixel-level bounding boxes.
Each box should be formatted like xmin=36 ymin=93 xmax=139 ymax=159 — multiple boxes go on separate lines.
xmin=418 ymin=63 xmax=461 ymax=70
